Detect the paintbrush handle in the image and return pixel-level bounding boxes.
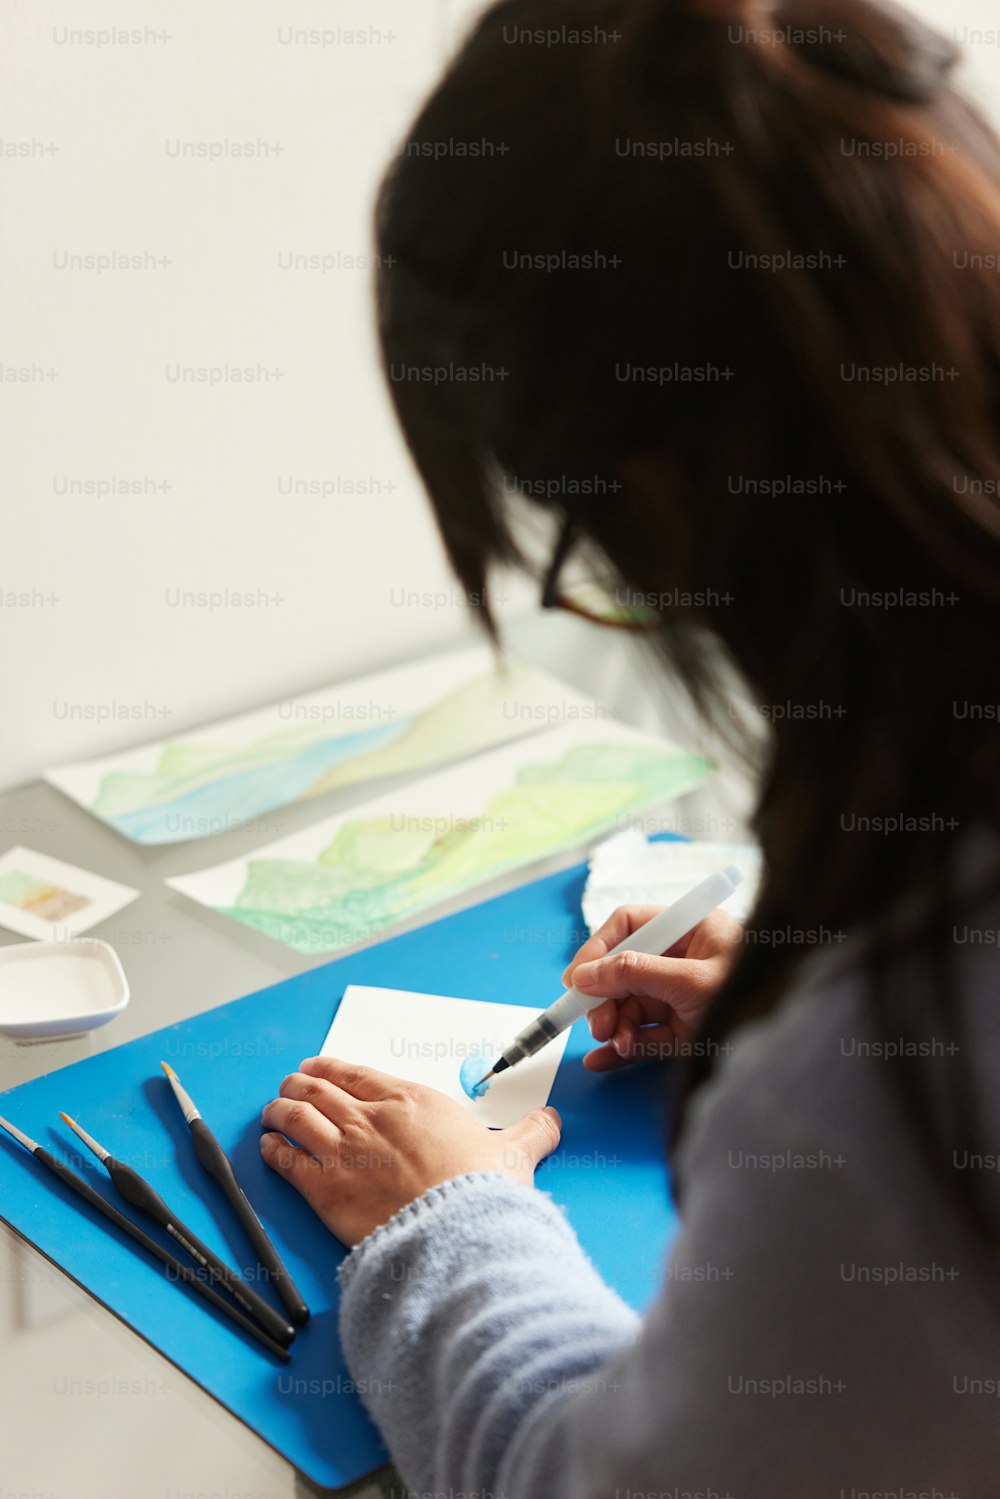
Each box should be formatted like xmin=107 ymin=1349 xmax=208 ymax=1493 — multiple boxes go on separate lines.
xmin=189 ymin=1119 xmax=310 ymax=1327
xmin=104 ymin=1156 xmax=295 ymax=1347
xmin=33 ymin=1148 xmax=290 ymax=1362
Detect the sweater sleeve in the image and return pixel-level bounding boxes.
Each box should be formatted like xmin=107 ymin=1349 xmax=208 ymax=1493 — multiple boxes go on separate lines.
xmin=337 ymin=1170 xmax=641 ymax=1496
xmin=339 ymin=1015 xmax=994 ymax=1499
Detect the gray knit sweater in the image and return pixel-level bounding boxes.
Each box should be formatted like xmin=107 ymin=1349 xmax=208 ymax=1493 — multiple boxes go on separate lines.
xmin=339 ymin=926 xmax=1000 ymax=1498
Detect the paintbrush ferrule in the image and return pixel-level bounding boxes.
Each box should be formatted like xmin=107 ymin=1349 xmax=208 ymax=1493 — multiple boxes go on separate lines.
xmin=160 ymin=1062 xmax=201 ymax=1124
xmin=60 ymin=1113 xmax=110 ymax=1164
xmin=0 ymin=1113 xmax=39 ymax=1154
xmin=1 ymin=1113 xmax=290 ymax=1361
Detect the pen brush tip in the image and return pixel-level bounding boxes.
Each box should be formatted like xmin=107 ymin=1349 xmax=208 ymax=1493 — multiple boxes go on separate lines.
xmin=161 ymin=1061 xmax=176 ymax=1079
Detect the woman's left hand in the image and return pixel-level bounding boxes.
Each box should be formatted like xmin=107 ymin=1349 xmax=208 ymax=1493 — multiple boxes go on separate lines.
xmin=260 ymin=1055 xmax=562 ymax=1247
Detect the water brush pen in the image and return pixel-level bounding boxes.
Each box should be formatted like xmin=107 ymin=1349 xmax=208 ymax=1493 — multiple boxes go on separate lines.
xmin=465 ymin=864 xmax=746 ymax=1097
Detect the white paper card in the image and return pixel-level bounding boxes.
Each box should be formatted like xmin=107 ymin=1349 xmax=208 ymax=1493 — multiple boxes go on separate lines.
xmin=0 ymin=847 xmax=139 ymax=940
xmin=319 ymin=984 xmax=570 ymax=1129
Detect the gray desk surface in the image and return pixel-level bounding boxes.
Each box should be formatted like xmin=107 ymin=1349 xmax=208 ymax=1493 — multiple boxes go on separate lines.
xmin=0 ymin=620 xmax=750 ymax=1499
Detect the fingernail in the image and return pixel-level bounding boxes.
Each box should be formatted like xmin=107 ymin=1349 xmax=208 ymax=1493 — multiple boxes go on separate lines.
xmin=612 ymin=1032 xmax=629 ymax=1058
xmin=574 ymin=964 xmax=596 ymax=989
xmin=300 ymin=1057 xmax=317 ymax=1071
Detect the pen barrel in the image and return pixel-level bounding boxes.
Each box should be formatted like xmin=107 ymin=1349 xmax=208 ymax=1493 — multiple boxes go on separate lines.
xmin=190 ymin=1118 xmax=238 ymax=1187
xmin=231 ymin=1183 xmax=310 ymax=1326
xmin=40 ymin=1148 xmax=130 ymax=1222
xmin=190 ymin=1119 xmax=310 ymax=1326
xmin=498 ymin=865 xmax=746 ymax=1073
xmin=107 ymin=1157 xmax=174 ymax=1221
xmin=163 ymin=1218 xmax=296 ymax=1348
xmin=502 ymin=1005 xmax=575 ymax=1067
xmin=37 ymin=1150 xmax=290 ymax=1362
xmin=602 ymin=864 xmax=745 ymax=963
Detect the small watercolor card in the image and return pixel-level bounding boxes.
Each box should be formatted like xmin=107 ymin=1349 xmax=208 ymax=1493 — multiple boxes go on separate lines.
xmin=0 ymin=847 xmax=139 ymax=941
xmin=319 ymin=984 xmax=570 ymax=1129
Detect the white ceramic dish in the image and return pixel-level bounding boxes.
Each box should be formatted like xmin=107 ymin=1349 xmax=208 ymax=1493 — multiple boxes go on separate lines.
xmin=0 ymin=939 xmax=130 ymax=1043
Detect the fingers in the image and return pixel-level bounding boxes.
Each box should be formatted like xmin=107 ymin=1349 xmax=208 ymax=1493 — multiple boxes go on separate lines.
xmin=583 ymin=1022 xmax=680 ymax=1072
xmin=607 ymin=995 xmax=646 ymax=1058
xmin=561 ymin=905 xmax=666 ymax=987
xmin=279 ymin=1069 xmax=363 ymax=1125
xmin=260 ymin=1132 xmax=323 ymax=1192
xmin=261 ymin=1092 xmax=341 ymax=1160
xmin=587 ymin=995 xmax=646 ymax=1055
xmin=503 ymin=1106 xmax=562 ymax=1167
xmin=667 ymin=907 xmax=744 ymax=959
xmin=573 ymin=946 xmax=693 ymax=1004
xmin=583 ymin=1041 xmax=628 ymax=1073
xmin=298 ymin=1053 xmax=402 ymax=1101
xmin=586 ymin=997 xmax=619 ymax=1043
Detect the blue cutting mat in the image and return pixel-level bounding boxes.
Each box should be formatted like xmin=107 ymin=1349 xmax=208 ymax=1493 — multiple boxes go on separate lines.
xmin=0 ymin=858 xmax=679 ymax=1492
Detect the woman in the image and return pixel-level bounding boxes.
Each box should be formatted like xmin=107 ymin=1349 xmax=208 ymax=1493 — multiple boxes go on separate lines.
xmin=261 ymin=0 xmax=1000 ymax=1492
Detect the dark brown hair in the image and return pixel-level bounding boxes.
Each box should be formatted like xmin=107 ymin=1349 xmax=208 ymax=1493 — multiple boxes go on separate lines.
xmin=374 ymin=0 xmax=1000 ymax=1237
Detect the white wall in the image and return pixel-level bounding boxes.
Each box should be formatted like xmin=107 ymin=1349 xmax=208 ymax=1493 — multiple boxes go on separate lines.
xmin=1 ymin=0 xmax=998 ymax=791
xmin=0 ymin=0 xmax=509 ymax=791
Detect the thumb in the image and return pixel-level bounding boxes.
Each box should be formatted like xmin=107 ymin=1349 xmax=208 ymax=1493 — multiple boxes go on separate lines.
xmin=503 ymin=1105 xmax=562 ymax=1168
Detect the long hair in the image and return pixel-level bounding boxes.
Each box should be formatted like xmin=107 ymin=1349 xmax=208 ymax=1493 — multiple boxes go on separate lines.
xmin=374 ymin=0 xmax=1000 ymax=1239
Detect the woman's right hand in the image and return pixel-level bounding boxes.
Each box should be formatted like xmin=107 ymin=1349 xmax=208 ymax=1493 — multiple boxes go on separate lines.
xmin=563 ymin=905 xmax=744 ymax=1071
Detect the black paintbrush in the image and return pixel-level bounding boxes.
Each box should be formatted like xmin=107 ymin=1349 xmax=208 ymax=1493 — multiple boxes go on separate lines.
xmin=59 ymin=1112 xmax=295 ymax=1349
xmin=0 ymin=1113 xmax=290 ymax=1362
xmin=161 ymin=1062 xmax=309 ymax=1326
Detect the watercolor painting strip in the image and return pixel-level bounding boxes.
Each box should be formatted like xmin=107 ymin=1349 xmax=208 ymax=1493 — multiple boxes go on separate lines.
xmin=45 ymin=645 xmax=606 ymax=845
xmin=167 ymin=722 xmax=714 ymax=954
